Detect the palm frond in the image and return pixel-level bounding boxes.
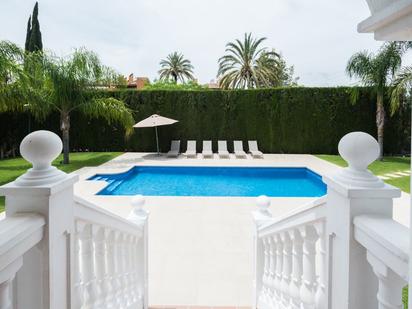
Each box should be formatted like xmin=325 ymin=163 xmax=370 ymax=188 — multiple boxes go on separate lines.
xmin=158 ymin=52 xmax=195 ymax=82
xmin=391 ymin=66 xmax=412 ymax=115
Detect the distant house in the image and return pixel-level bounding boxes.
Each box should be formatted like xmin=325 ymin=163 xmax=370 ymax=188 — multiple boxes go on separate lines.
xmin=207 ymin=79 xmax=220 ymax=89
xmin=127 ymin=74 xmax=150 ymax=90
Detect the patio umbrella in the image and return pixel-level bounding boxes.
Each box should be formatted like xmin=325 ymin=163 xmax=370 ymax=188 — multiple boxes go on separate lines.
xmin=133 ymin=114 xmax=179 ymax=155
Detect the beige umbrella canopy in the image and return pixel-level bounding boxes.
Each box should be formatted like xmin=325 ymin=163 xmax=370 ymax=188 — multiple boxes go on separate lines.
xmin=133 ymin=114 xmax=179 ymax=154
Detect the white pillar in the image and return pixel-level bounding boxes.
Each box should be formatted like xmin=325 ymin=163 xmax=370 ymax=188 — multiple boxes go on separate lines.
xmin=323 ymin=132 xmax=401 ymax=309
xmin=0 ymin=130 xmax=78 ymax=309
xmin=128 ymin=194 xmax=149 ymax=309
xmin=252 ymin=196 xmax=273 ymax=309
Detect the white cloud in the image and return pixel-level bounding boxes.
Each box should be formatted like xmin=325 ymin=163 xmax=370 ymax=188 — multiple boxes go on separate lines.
xmin=1 ymin=0 xmax=408 ymax=85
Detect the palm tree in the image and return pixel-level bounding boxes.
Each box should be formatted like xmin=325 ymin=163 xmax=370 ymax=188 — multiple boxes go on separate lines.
xmin=255 ymin=50 xmax=287 ymax=87
xmin=158 ymin=52 xmax=194 ymax=83
xmin=346 ymin=42 xmax=405 ymax=159
xmin=42 ymin=49 xmax=134 ymax=164
xmin=391 ymin=66 xmax=412 ymax=113
xmin=0 ymin=41 xmax=33 ymax=113
xmin=0 ymin=43 xmax=134 ymax=164
xmin=217 ymin=33 xmax=281 ymax=89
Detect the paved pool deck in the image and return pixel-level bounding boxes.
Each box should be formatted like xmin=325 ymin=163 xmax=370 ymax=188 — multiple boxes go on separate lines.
xmin=73 ymin=153 xmax=411 ymax=307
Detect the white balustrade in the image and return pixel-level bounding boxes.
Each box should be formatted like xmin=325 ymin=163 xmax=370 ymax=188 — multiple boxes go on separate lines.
xmin=0 ymin=131 xmax=149 ymax=309
xmin=253 ymin=196 xmax=326 ymax=309
xmin=73 ymin=195 xmax=148 ymax=309
xmin=253 ymin=132 xmax=406 ymax=309
xmin=0 ymin=129 xmax=409 ymax=309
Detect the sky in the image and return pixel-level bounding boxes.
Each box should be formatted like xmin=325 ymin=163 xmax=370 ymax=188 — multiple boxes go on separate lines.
xmin=0 ymin=0 xmax=409 ymax=86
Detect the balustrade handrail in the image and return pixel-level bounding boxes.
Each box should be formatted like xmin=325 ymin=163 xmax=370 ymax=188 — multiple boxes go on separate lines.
xmin=354 ymin=215 xmax=409 ymax=281
xmin=258 ymin=196 xmax=327 ymax=237
xmin=74 ymin=195 xmax=144 ymax=236
xmin=0 ymin=213 xmax=45 ymax=267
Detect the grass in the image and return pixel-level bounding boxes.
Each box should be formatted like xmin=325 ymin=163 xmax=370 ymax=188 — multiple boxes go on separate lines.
xmin=0 ymin=152 xmax=122 ymax=212
xmin=316 ymin=155 xmax=410 ymax=193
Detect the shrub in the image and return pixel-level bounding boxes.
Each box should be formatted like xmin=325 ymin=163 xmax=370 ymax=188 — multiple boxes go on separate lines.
xmin=0 ymin=87 xmax=409 ymax=156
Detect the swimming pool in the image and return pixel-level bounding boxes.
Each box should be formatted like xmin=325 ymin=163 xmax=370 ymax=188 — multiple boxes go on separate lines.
xmin=89 ymin=166 xmax=326 ymax=197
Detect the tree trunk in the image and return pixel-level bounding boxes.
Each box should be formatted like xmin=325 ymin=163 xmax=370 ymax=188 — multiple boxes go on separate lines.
xmin=376 ymin=92 xmax=385 ymax=160
xmin=60 ymin=112 xmax=70 ymax=164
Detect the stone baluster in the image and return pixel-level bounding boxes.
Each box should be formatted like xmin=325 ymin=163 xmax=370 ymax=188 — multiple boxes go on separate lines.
xmin=79 ymin=222 xmax=97 ymax=307
xmin=367 ymin=252 xmax=406 ymax=309
xmin=73 ymin=222 xmax=85 ymax=308
xmin=114 ymin=232 xmax=124 ymax=306
xmin=289 ymin=229 xmax=303 ymax=309
xmin=0 ymin=278 xmax=13 ymax=309
xmin=120 ymin=233 xmax=129 ymax=307
xmin=125 ymin=234 xmax=135 ymax=307
xmin=274 ymin=234 xmax=284 ymax=305
xmin=299 ymin=225 xmax=318 ymax=309
xmin=259 ymin=237 xmax=270 ymax=307
xmin=106 ymin=230 xmax=117 ymax=307
xmin=280 ymin=232 xmax=292 ymax=309
xmin=315 ymin=222 xmax=327 ymax=309
xmin=93 ymin=225 xmax=107 ymax=307
xmin=268 ymin=235 xmax=277 ymax=308
xmin=129 ymin=235 xmax=140 ymax=305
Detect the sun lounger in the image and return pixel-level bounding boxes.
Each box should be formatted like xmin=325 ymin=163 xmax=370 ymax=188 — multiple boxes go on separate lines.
xmin=218 ymin=140 xmax=230 ymax=158
xmin=167 ymin=140 xmax=180 ymax=157
xmin=248 ymin=140 xmax=264 ymax=158
xmin=234 ymin=141 xmax=247 ymax=158
xmin=184 ymin=140 xmax=197 ymax=158
xmin=202 ymin=140 xmax=213 ymax=158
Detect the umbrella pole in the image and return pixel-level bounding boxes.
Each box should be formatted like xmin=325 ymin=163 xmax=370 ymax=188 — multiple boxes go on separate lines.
xmin=155 ymin=126 xmax=160 ymax=155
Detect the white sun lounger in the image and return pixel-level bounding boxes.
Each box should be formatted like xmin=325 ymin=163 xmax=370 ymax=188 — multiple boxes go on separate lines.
xmin=167 ymin=140 xmax=180 ymax=157
xmin=248 ymin=140 xmax=264 ymax=158
xmin=218 ymin=140 xmax=230 ymax=158
xmin=184 ymin=140 xmax=197 ymax=158
xmin=202 ymin=140 xmax=213 ymax=158
xmin=234 ymin=141 xmax=247 ymax=158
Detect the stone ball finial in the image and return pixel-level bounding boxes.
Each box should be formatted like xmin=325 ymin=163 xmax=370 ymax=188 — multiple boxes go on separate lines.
xmin=256 ymin=195 xmax=270 ymax=213
xmin=128 ymin=195 xmax=148 ymax=225
xmin=20 ymin=130 xmax=63 ymax=170
xmin=15 ymin=130 xmax=67 ymax=186
xmin=338 ymin=132 xmax=380 ymax=172
xmin=131 ymin=195 xmax=145 ymax=210
xmin=334 ymin=131 xmax=383 ymax=188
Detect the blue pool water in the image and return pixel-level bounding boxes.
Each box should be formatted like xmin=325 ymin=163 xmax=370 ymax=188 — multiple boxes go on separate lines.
xmin=89 ymin=166 xmax=326 ymax=197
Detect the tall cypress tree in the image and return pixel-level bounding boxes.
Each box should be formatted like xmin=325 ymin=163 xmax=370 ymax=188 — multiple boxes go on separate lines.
xmin=25 ymin=2 xmax=43 ymax=52
xmin=25 ymin=16 xmax=32 ymax=51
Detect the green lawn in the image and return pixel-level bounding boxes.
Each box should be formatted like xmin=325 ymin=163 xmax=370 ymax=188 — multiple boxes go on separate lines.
xmin=0 ymin=152 xmax=122 ymax=212
xmin=317 ymin=155 xmax=410 ymax=193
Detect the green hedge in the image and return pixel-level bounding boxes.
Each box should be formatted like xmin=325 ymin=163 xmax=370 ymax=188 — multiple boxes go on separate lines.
xmin=0 ymin=87 xmax=410 ymax=155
